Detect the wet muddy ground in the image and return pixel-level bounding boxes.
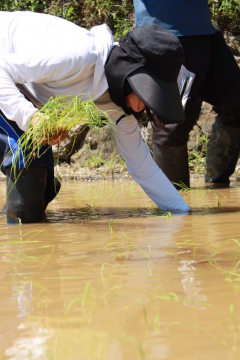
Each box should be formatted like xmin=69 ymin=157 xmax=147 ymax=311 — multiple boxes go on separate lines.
xmin=0 ymin=179 xmax=240 ymax=360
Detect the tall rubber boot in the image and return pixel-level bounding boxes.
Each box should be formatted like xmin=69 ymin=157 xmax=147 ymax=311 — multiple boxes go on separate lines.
xmin=6 ymin=167 xmax=47 ymax=223
xmin=205 ymin=117 xmax=240 ymax=184
xmin=153 ymin=143 xmax=190 ymax=189
xmin=1 ymin=168 xmax=61 ymax=216
xmin=44 ymin=168 xmax=61 ymax=211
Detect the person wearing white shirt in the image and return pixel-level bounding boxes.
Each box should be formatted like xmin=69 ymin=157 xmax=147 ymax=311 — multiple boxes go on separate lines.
xmin=0 ymin=11 xmax=190 ymax=223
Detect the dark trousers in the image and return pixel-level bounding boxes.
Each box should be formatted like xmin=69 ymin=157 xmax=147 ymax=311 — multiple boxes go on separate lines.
xmin=152 ymin=31 xmax=240 ymax=146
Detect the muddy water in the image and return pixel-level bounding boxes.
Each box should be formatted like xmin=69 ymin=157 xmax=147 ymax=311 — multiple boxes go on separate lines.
xmin=0 ymin=180 xmax=240 ymax=360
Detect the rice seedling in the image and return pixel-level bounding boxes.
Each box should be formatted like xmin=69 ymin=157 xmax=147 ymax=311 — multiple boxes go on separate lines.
xmin=107 ymin=147 xmax=116 ymax=169
xmin=188 ymin=148 xmax=206 ymax=174
xmin=207 ymin=238 xmax=240 ymax=263
xmin=157 ymin=292 xmax=180 ymax=303
xmin=200 ymin=189 xmax=226 ymax=211
xmin=18 ymin=218 xmax=22 ymax=238
xmin=160 ymin=211 xmax=172 ymax=222
xmin=0 ymin=229 xmax=53 ymax=245
xmin=117 ymin=154 xmax=126 ymax=167
xmin=84 ymin=196 xmax=98 ymax=217
xmin=107 ymin=231 xmax=131 ymax=249
xmin=13 ymin=244 xmax=54 ymax=262
xmin=86 ymin=146 xmax=104 ymax=169
xmin=108 ymin=219 xmax=116 ymax=234
xmin=123 ymin=297 xmax=148 ymax=325
xmin=173 ymin=181 xmax=192 ymax=192
xmin=65 ymin=283 xmax=93 ymax=324
xmin=154 ymin=314 xmax=161 ymax=333
xmin=129 ymin=182 xmax=143 ymax=196
xmin=120 ymin=335 xmax=146 ymax=360
xmin=188 ymin=131 xmax=208 ymax=174
xmin=135 ymin=245 xmax=152 ymax=275
xmin=101 ymin=263 xmax=114 ymax=283
xmin=3 ymin=95 xmax=117 ymax=181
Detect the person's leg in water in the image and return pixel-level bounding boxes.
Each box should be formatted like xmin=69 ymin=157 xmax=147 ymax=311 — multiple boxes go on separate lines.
xmin=201 ymin=31 xmax=240 ymax=184
xmin=0 ymin=110 xmax=60 ymax=223
xmin=152 ymin=35 xmax=211 ymax=189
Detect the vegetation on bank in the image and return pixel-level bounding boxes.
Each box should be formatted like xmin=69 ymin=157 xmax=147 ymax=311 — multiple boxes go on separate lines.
xmin=2 ymin=0 xmax=240 ymax=38
xmin=1 ymin=0 xmax=134 ymax=39
xmin=209 ymin=0 xmax=240 ymax=34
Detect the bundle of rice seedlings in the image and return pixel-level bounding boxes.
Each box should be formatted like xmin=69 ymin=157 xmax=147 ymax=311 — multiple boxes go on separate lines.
xmin=3 ymin=95 xmax=118 ymax=173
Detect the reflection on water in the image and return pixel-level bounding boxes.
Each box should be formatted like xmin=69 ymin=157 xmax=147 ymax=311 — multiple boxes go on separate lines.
xmin=0 ymin=180 xmax=240 ymax=359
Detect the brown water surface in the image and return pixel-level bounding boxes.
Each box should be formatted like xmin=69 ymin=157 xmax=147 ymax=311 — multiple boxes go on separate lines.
xmin=0 ymin=180 xmax=240 ymax=360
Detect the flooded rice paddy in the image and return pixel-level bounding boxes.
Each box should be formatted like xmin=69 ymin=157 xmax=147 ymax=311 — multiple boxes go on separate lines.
xmin=0 ymin=179 xmax=240 ymax=359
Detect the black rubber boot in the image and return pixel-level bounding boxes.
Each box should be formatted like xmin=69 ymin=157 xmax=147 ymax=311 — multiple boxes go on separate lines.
xmin=1 ymin=168 xmax=61 ymax=216
xmin=44 ymin=168 xmax=61 ymax=211
xmin=6 ymin=167 xmax=47 ymax=223
xmin=205 ymin=117 xmax=240 ymax=184
xmin=153 ymin=143 xmax=190 ymax=189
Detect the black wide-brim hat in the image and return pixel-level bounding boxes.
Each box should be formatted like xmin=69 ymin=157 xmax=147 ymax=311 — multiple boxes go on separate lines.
xmin=128 ymin=67 xmax=184 ymax=123
xmin=105 ymin=24 xmax=185 ymax=124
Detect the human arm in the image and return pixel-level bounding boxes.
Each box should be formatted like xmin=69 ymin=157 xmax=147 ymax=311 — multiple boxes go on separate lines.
xmin=98 ymin=98 xmax=190 ymax=211
xmin=114 ymin=115 xmax=190 ymax=211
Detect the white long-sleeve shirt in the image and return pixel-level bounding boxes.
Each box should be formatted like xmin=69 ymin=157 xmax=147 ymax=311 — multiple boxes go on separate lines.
xmin=0 ymin=11 xmax=190 ymax=212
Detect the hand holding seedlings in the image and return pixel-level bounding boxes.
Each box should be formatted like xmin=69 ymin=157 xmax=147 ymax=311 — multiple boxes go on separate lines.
xmin=30 ymin=113 xmax=69 ymax=146
xmin=7 ymin=95 xmax=117 ymax=168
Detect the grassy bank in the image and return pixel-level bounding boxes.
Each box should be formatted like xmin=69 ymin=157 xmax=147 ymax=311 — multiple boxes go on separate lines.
xmin=1 ymin=0 xmax=134 ymax=39
xmin=2 ymin=1 xmax=240 ymax=38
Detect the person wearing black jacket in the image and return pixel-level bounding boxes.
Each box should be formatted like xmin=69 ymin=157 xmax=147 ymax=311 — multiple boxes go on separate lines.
xmin=134 ymin=0 xmax=240 ymax=188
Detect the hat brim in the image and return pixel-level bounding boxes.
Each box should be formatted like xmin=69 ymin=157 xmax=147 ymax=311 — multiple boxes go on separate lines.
xmin=127 ymin=68 xmax=185 ymax=124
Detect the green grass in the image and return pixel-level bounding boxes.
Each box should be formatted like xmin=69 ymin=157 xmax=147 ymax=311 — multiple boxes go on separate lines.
xmin=188 ymin=132 xmax=209 ymax=174
xmin=86 ymin=147 xmax=104 ymax=169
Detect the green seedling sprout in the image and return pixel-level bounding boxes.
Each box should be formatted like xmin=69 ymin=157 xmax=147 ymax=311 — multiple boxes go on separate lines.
xmin=0 ymin=229 xmax=53 ymax=246
xmin=157 ymin=292 xmax=180 ymax=303
xmin=13 ymin=244 xmax=53 ymax=261
xmin=86 ymin=146 xmax=104 ymax=169
xmin=135 ymin=245 xmax=152 ymax=275
xmin=123 ymin=296 xmax=148 ymax=325
xmin=120 ymin=335 xmax=146 ymax=360
xmin=101 ymin=263 xmax=114 ymax=283
xmin=108 ymin=219 xmax=115 ymax=234
xmin=107 ymin=147 xmax=116 ymax=170
xmin=154 ymin=314 xmax=161 ymax=333
xmin=65 ymin=283 xmax=93 ymax=324
xmin=172 ymin=181 xmax=191 ymax=192
xmin=18 ymin=218 xmax=22 ymax=238
xmin=2 ymin=95 xmax=118 ymax=184
xmin=161 ymin=211 xmax=172 ymax=222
